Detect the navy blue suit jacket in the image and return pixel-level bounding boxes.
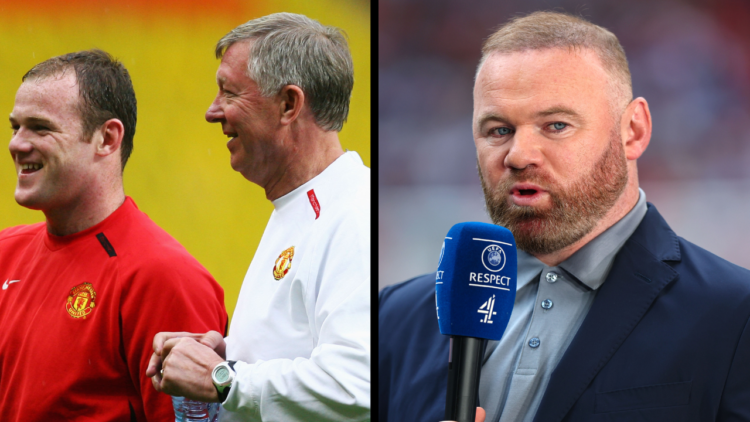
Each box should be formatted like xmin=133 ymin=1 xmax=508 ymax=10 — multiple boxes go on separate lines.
xmin=379 ymin=204 xmax=750 ymax=422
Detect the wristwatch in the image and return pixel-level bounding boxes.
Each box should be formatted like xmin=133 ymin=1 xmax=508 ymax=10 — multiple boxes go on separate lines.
xmin=211 ymin=360 xmax=237 ymax=403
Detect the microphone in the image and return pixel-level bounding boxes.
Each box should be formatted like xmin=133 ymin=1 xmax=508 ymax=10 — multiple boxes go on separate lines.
xmin=435 ymin=222 xmax=517 ymax=422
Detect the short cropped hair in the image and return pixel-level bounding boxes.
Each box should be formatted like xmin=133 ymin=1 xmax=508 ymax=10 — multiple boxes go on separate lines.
xmin=215 ymin=12 xmax=354 ymax=132
xmin=23 ymin=49 xmax=137 ymax=170
xmin=479 ymin=11 xmax=632 ymax=112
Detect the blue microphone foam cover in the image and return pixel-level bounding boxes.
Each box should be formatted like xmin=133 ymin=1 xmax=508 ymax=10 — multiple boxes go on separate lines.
xmin=435 ymin=222 xmax=517 ymax=340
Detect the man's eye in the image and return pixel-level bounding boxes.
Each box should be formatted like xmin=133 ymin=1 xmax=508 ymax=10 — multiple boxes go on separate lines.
xmin=551 ymin=122 xmax=567 ymax=131
xmin=494 ymin=127 xmax=512 ymax=136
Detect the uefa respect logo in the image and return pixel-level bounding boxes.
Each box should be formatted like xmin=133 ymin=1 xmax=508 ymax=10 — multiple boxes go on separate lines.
xmin=481 ymin=244 xmax=506 ymax=272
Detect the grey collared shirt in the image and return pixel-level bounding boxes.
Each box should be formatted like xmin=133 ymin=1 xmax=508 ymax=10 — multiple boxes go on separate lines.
xmin=478 ymin=189 xmax=648 ymax=422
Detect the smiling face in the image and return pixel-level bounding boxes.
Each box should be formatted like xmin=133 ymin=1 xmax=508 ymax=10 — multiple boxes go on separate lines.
xmin=205 ymin=40 xmax=286 ymax=187
xmin=473 ymin=48 xmax=628 ymax=255
xmin=9 ymin=72 xmax=99 ymax=212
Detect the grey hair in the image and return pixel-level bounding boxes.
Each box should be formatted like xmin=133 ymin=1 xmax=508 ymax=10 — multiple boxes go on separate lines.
xmin=215 ymin=12 xmax=354 ymax=132
xmin=478 ymin=11 xmax=632 ymax=114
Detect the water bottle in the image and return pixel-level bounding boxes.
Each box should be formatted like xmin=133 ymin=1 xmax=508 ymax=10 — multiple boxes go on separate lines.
xmin=173 ymin=396 xmax=220 ymax=422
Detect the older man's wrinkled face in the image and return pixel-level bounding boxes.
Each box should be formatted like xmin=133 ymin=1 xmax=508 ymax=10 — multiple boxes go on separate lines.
xmin=205 ymin=40 xmax=285 ymax=187
xmin=473 ymin=48 xmax=628 ymax=255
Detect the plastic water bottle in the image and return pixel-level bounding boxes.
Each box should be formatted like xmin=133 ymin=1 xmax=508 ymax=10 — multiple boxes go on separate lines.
xmin=173 ymin=396 xmax=220 ymax=422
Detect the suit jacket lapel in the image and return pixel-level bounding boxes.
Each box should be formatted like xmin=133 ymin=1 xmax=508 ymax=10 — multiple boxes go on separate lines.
xmin=533 ymin=205 xmax=680 ymax=422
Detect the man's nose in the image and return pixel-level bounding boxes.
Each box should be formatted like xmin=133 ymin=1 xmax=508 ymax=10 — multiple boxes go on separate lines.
xmin=205 ymin=95 xmax=224 ymax=123
xmin=9 ymin=128 xmax=33 ymax=157
xmin=503 ymin=127 xmax=543 ymax=170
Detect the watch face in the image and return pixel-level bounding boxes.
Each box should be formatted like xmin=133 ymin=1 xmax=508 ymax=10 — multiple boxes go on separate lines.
xmin=215 ymin=366 xmax=230 ymax=383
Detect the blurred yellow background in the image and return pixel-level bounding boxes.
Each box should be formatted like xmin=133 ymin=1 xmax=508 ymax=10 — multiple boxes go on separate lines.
xmin=0 ymin=0 xmax=371 ymax=320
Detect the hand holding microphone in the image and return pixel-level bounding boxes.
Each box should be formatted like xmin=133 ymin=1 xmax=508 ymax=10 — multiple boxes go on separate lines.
xmin=436 ymin=222 xmax=517 ymax=422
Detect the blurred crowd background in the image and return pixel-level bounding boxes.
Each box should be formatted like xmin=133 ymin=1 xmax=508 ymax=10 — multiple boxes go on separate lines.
xmin=0 ymin=0 xmax=371 ymax=317
xmin=379 ymin=0 xmax=750 ymax=289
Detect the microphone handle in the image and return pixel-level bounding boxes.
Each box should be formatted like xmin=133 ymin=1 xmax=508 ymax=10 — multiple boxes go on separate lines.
xmin=445 ymin=336 xmax=484 ymax=422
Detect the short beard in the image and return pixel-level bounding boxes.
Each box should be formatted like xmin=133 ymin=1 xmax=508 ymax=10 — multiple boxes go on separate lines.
xmin=480 ymin=131 xmax=629 ymax=256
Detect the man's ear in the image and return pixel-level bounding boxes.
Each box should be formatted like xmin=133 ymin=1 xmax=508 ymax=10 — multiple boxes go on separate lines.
xmin=94 ymin=118 xmax=124 ymax=158
xmin=279 ymin=85 xmax=305 ymax=126
xmin=620 ymin=97 xmax=652 ymax=161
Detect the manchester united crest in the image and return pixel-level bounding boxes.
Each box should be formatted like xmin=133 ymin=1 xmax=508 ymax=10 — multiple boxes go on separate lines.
xmin=66 ymin=282 xmax=96 ymax=319
xmin=272 ymin=246 xmax=295 ymax=280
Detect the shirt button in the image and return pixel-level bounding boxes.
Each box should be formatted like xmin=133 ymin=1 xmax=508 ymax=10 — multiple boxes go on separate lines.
xmin=541 ymin=299 xmax=553 ymax=309
xmin=546 ymin=272 xmax=558 ymax=283
xmin=529 ymin=337 xmax=541 ymax=348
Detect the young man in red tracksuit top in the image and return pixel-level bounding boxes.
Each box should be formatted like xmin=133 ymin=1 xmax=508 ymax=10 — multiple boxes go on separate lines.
xmin=0 ymin=50 xmax=228 ymax=422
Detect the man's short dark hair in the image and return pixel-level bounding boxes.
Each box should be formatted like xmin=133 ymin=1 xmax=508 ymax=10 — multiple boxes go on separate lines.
xmin=23 ymin=49 xmax=137 ymax=170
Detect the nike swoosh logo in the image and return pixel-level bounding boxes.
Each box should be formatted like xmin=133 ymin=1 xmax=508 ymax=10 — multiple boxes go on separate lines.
xmin=2 ymin=279 xmax=21 ymax=290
